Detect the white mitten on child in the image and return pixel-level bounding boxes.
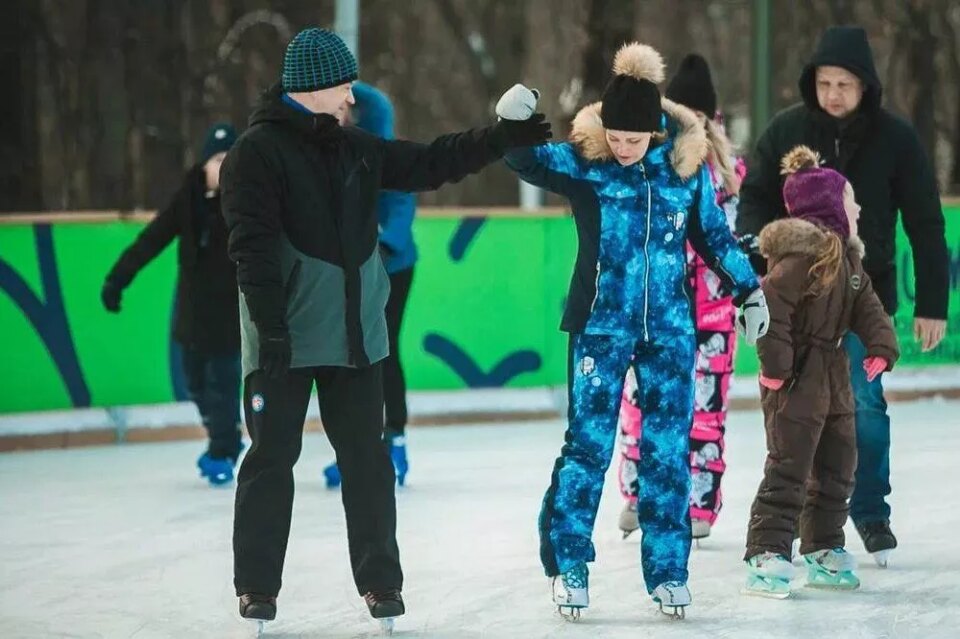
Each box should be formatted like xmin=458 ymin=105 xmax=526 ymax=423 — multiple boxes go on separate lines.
xmin=496 ymin=84 xmax=540 ymax=121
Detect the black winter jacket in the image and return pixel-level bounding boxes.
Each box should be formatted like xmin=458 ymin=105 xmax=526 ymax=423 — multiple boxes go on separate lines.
xmin=107 ymin=166 xmax=239 ymax=354
xmin=220 ymin=84 xmax=509 ymax=374
xmin=737 ymin=26 xmax=948 ymax=319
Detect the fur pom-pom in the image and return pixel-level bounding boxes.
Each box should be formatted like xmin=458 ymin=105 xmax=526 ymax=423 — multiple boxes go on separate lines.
xmin=780 ymin=145 xmax=821 ymax=175
xmin=612 ymin=42 xmax=665 ymax=84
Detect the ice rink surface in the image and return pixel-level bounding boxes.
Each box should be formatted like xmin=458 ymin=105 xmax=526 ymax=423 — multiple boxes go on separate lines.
xmin=3 ymin=399 xmax=960 ymax=638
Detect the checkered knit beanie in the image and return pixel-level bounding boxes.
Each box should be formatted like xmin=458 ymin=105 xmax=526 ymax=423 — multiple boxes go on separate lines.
xmin=281 ymin=28 xmax=358 ymax=92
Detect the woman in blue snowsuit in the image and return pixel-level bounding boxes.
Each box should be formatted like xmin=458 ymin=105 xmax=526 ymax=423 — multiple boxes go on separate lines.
xmin=498 ymin=43 xmax=768 ymax=619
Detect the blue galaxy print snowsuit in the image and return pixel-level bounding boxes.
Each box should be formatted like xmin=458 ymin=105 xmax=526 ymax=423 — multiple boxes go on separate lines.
xmin=505 ymin=101 xmax=759 ymax=592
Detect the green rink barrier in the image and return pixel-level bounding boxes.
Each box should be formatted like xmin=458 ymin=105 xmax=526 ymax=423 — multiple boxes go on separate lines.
xmin=1 ymin=209 xmax=958 ymax=413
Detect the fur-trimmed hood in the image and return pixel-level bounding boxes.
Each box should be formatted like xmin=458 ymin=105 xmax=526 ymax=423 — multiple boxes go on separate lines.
xmin=759 ymin=217 xmax=865 ymax=261
xmin=569 ymin=99 xmax=708 ymax=179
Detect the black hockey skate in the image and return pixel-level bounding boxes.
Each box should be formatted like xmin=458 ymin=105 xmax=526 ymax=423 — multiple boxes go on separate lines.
xmin=364 ymin=589 xmax=405 ymax=635
xmin=239 ymin=593 xmax=276 ymax=636
xmin=855 ymin=520 xmax=897 ymax=568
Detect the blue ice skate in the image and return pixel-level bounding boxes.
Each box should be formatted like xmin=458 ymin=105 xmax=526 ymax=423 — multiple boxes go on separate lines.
xmin=385 ymin=430 xmax=408 ymax=487
xmin=322 ymin=461 xmax=342 ymax=488
xmin=803 ymin=548 xmax=860 ymax=590
xmin=743 ymin=552 xmax=794 ymax=599
xmin=197 ymin=452 xmax=235 ymax=486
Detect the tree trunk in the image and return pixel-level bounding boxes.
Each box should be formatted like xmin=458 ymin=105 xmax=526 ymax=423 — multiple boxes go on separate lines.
xmin=0 ymin=0 xmax=41 ymax=212
xmin=906 ymin=0 xmax=937 ymax=170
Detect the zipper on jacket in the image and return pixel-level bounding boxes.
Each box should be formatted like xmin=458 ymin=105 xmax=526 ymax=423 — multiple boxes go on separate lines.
xmin=640 ymin=163 xmax=652 ymax=342
xmin=590 ymin=261 xmax=601 ymax=313
xmin=834 ymin=137 xmax=840 ymax=159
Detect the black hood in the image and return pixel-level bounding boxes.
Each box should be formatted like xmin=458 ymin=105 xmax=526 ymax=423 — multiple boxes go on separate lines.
xmin=248 ymin=83 xmax=343 ymax=139
xmin=799 ymin=26 xmax=882 ymax=116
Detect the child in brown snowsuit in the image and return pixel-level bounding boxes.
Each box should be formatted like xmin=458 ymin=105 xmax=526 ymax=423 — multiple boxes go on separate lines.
xmin=743 ymin=146 xmax=899 ymax=596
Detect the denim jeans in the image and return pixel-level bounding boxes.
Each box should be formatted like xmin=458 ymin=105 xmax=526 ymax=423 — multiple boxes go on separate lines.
xmin=182 ymin=347 xmax=242 ymax=460
xmin=843 ymin=332 xmax=892 ymax=524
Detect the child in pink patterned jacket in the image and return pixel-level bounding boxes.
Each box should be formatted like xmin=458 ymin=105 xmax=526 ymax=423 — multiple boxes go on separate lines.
xmin=617 ymin=54 xmax=748 ymax=542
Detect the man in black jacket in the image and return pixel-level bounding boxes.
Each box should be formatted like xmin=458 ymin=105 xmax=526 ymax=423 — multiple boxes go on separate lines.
xmin=737 ymin=26 xmax=949 ymax=564
xmin=103 ymin=123 xmax=242 ymax=487
xmin=221 ymin=27 xmax=551 ymax=628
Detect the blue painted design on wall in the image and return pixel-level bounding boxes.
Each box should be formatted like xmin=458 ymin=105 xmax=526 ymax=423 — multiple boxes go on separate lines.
xmin=0 ymin=224 xmax=91 ymax=407
xmin=423 ymin=332 xmax=541 ymax=387
xmin=449 ymin=217 xmax=488 ymax=261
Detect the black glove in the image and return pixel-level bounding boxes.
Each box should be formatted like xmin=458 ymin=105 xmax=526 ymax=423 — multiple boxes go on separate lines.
xmin=736 ymin=233 xmax=767 ymax=277
xmin=258 ymin=327 xmax=292 ymax=379
xmin=101 ymin=279 xmax=123 ymax=313
xmin=491 ymin=113 xmax=552 ymax=151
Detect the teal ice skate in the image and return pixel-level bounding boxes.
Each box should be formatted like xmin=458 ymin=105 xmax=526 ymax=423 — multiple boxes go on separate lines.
xmin=803 ymin=548 xmax=860 ymax=590
xmin=743 ymin=552 xmax=794 ymax=599
xmin=551 ymin=563 xmax=588 ymax=621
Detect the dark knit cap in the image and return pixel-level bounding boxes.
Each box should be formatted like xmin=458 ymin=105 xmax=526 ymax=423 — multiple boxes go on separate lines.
xmin=281 ymin=28 xmax=359 ymax=92
xmin=600 ymin=75 xmax=662 ymax=132
xmin=200 ymin=123 xmax=237 ymax=163
xmin=665 ymin=54 xmax=717 ymax=116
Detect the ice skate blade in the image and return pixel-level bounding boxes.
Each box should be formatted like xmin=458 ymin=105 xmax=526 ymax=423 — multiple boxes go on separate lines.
xmin=248 ymin=619 xmax=266 ymax=637
xmin=379 ymin=618 xmax=395 ymax=635
xmin=557 ymin=605 xmax=584 ymax=621
xmin=658 ymin=603 xmax=686 ymax=620
xmin=805 ymin=580 xmax=860 ymax=591
xmin=872 ymin=549 xmax=891 ymax=568
xmin=741 ymin=586 xmax=790 ymax=599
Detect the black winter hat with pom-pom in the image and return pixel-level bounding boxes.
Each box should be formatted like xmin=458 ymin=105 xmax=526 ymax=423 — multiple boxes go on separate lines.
xmin=600 ymin=42 xmax=665 ymax=132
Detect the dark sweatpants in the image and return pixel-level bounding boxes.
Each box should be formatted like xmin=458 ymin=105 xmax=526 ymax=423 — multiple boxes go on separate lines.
xmin=745 ymin=349 xmax=857 ymax=560
xmin=233 ymin=363 xmax=402 ymax=597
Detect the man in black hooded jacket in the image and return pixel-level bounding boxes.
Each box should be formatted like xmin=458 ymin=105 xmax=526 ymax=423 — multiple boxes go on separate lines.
xmin=737 ymin=26 xmax=949 ymax=564
xmin=220 ymin=27 xmax=551 ymax=627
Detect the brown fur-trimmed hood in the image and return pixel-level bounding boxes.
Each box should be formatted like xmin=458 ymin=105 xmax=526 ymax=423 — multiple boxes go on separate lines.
xmin=569 ymin=98 xmax=708 ymax=179
xmin=759 ymin=218 xmax=865 ymax=261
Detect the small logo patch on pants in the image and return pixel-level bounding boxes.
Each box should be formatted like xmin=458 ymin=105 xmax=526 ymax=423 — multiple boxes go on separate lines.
xmin=580 ymin=356 xmax=595 ymax=376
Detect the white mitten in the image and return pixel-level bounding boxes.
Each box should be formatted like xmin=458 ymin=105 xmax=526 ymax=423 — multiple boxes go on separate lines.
xmin=736 ymin=288 xmax=769 ymax=345
xmin=496 ymin=84 xmax=540 ymax=121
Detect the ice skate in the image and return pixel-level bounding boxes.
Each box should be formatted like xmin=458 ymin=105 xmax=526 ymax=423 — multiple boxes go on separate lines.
xmin=618 ymin=502 xmax=639 ymax=539
xmin=384 ymin=429 xmax=409 ymax=487
xmin=551 ymin=563 xmax=588 ymax=620
xmin=691 ymin=518 xmax=711 ymax=548
xmin=197 ymin=452 xmax=234 ymax=486
xmin=855 ymin=520 xmax=897 ymax=568
xmin=652 ymin=581 xmax=690 ymax=619
xmin=322 ymin=461 xmax=341 ymax=488
xmin=239 ymin=593 xmax=276 ymax=637
xmin=364 ymin=589 xmax=404 ymax=635
xmin=742 ymin=552 xmax=794 ymax=599
xmin=803 ymin=547 xmax=860 ymax=590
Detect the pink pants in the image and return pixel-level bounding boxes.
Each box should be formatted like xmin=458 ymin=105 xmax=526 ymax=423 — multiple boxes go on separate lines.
xmin=618 ymin=250 xmax=738 ymax=526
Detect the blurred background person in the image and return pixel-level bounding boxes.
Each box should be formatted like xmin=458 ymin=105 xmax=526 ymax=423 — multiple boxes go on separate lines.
xmin=101 ymin=123 xmax=242 ymax=486
xmin=322 ymin=81 xmax=419 ymax=488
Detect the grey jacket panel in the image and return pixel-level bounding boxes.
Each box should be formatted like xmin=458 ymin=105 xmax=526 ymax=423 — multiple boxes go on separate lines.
xmin=240 ymin=236 xmax=391 ymax=378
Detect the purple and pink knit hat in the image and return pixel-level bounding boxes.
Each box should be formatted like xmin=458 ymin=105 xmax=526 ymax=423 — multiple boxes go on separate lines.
xmin=780 ymin=145 xmax=850 ymax=238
